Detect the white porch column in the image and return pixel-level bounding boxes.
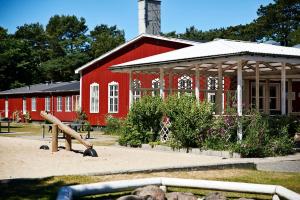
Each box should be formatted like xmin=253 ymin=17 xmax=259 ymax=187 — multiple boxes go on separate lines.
xmin=129 ymin=70 xmax=133 ymax=109
xmin=237 ymin=60 xmax=243 ymax=141
xmin=217 ymin=63 xmax=223 ymax=114
xmin=79 ymin=72 xmax=82 ymax=110
xmin=281 ymin=63 xmax=286 ymax=115
xmin=288 ymin=78 xmax=292 ymax=115
xmin=160 ymin=68 xmax=165 ymax=99
xmin=195 ymin=66 xmax=200 ymax=103
xmin=255 ymin=62 xmax=260 ymax=111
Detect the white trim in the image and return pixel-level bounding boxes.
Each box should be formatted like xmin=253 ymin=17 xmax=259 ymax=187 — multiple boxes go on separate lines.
xmin=57 ymin=96 xmax=62 ymax=112
xmin=75 ymin=34 xmax=199 ymax=74
xmin=65 ymin=96 xmax=72 ymax=112
xmin=5 ymin=99 xmax=8 ymax=118
xmin=152 ymin=78 xmax=160 ymax=96
xmin=133 ymin=79 xmax=141 ymax=102
xmin=22 ymin=97 xmax=26 ymax=114
xmin=31 ymin=97 xmax=36 ymax=112
xmin=45 ymin=96 xmax=51 ymax=112
xmin=108 ymin=81 xmax=119 ymax=113
xmin=79 ymin=72 xmax=82 ymax=110
xmin=90 ymin=82 xmax=99 ymax=113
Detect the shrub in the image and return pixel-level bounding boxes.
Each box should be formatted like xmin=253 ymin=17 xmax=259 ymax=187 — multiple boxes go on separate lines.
xmin=164 ymin=95 xmax=214 ymax=151
xmin=203 ymin=115 xmax=237 ymax=150
xmin=127 ymin=95 xmax=164 ymax=142
xmin=234 ymin=112 xmax=295 ymax=157
xmin=118 ymin=96 xmax=164 ymax=146
xmin=104 ymin=115 xmax=123 ymax=135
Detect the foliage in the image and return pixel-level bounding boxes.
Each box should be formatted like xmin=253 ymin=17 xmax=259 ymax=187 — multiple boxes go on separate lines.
xmin=90 ymin=24 xmax=125 ymax=58
xmin=164 ymin=95 xmax=214 ymax=151
xmin=127 ymin=95 xmax=164 ymax=141
xmin=0 ymin=15 xmax=125 ymax=91
xmin=234 ymin=112 xmax=296 ymax=157
xmin=203 ymin=115 xmax=237 ymax=151
xmin=23 ymin=112 xmax=31 ymax=123
xmin=163 ymin=0 xmax=299 ymax=46
xmin=104 ymin=115 xmax=123 ymax=135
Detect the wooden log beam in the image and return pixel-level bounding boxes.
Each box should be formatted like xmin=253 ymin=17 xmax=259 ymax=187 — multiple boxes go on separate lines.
xmin=52 ymin=124 xmax=58 ymax=152
xmin=40 ymin=111 xmax=93 ymax=149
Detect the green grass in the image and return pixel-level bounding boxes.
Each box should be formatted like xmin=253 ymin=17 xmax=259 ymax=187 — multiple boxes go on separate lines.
xmin=1 ymin=169 xmax=299 ymax=200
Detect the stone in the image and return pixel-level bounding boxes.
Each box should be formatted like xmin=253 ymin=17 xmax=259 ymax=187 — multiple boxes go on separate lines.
xmin=204 ymin=192 xmax=226 ymax=200
xmin=117 ymin=195 xmax=152 ymax=200
xmin=132 ymin=185 xmax=166 ymax=200
xmin=166 ymin=192 xmax=198 ymax=200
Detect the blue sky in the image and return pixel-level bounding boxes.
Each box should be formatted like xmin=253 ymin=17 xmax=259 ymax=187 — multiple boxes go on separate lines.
xmin=0 ymin=0 xmax=273 ymax=40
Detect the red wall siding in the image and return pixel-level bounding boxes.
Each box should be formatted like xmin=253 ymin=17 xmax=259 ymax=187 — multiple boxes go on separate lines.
xmin=82 ymin=38 xmax=191 ymax=125
xmin=0 ymin=93 xmax=78 ymax=122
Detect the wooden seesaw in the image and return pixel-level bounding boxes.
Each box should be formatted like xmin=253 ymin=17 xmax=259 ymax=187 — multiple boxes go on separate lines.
xmin=40 ymin=111 xmax=98 ymax=157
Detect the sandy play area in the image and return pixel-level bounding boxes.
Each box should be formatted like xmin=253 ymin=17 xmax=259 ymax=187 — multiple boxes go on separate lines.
xmin=0 ymin=136 xmax=227 ymax=179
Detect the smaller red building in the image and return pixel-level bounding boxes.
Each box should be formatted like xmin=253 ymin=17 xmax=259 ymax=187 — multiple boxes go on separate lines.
xmin=0 ymin=81 xmax=80 ymax=122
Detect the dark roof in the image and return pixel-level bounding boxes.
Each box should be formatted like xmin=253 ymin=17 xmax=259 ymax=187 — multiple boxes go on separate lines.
xmin=0 ymin=81 xmax=79 ymax=96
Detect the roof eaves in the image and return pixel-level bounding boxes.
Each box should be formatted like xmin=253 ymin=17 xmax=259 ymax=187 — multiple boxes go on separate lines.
xmin=74 ymin=34 xmax=200 ymax=74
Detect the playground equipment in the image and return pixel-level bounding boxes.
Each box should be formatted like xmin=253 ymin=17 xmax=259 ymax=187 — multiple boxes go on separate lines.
xmin=40 ymin=111 xmax=97 ymax=157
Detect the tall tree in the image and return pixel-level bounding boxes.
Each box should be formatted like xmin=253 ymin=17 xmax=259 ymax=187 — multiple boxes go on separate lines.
xmin=90 ymin=24 xmax=125 ymax=58
xmin=256 ymin=0 xmax=300 ymax=46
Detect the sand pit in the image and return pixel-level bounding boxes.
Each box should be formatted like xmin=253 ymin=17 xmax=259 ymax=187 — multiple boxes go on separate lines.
xmin=0 ymin=136 xmax=228 ymax=179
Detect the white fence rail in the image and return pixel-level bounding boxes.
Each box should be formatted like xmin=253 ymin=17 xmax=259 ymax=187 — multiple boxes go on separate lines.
xmin=56 ymin=177 xmax=300 ymax=200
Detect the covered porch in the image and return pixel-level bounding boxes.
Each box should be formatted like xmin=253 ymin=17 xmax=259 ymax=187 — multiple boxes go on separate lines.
xmin=111 ymin=39 xmax=300 ymax=138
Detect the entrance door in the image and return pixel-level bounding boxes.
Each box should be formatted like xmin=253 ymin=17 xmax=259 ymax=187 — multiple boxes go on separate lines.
xmin=251 ymin=82 xmax=280 ymax=113
xmin=5 ymin=99 xmax=8 ymax=118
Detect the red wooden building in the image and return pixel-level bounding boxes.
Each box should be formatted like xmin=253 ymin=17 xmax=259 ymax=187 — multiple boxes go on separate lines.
xmin=0 ymin=81 xmax=80 ymax=122
xmin=75 ymin=34 xmax=233 ymax=126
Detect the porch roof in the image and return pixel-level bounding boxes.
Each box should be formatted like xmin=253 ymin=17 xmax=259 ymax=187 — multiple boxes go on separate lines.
xmin=110 ymin=39 xmax=300 ymax=73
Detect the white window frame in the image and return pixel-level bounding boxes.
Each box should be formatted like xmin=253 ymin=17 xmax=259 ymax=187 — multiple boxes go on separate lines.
xmin=108 ymin=81 xmax=119 ymax=113
xmin=152 ymin=78 xmax=160 ymax=96
xmin=5 ymin=98 xmax=8 ymax=118
xmin=133 ymin=79 xmax=141 ymax=102
xmin=178 ymin=75 xmax=193 ymax=95
xmin=57 ymin=96 xmax=62 ymax=112
xmin=31 ymin=97 xmax=36 ymax=112
xmin=45 ymin=96 xmax=51 ymax=112
xmin=22 ymin=97 xmax=27 ymax=114
xmin=90 ymin=83 xmax=99 ymax=113
xmin=207 ymin=76 xmax=224 ymax=113
xmin=65 ymin=96 xmax=72 ymax=112
xmin=73 ymin=95 xmax=80 ymax=111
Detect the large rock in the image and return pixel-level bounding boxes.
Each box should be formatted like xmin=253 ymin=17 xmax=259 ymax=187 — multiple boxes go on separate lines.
xmin=132 ymin=185 xmax=166 ymax=200
xmin=166 ymin=192 xmax=198 ymax=200
xmin=204 ymin=192 xmax=226 ymax=200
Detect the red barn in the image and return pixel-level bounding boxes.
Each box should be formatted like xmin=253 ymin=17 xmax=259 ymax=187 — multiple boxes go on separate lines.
xmin=75 ymin=34 xmax=204 ymax=125
xmin=0 ymin=81 xmax=80 ymax=122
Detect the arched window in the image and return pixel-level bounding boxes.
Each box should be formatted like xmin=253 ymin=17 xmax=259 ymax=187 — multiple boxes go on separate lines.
xmin=132 ymin=79 xmax=141 ymax=102
xmin=207 ymin=76 xmax=224 ymax=111
xmin=108 ymin=81 xmax=119 ymax=113
xmin=90 ymin=82 xmax=99 ymax=113
xmin=152 ymin=78 xmax=160 ymax=96
xmin=178 ymin=75 xmax=193 ymax=94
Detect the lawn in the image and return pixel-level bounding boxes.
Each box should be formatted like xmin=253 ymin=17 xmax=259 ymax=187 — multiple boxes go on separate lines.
xmin=1 ymin=169 xmax=299 ymax=200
